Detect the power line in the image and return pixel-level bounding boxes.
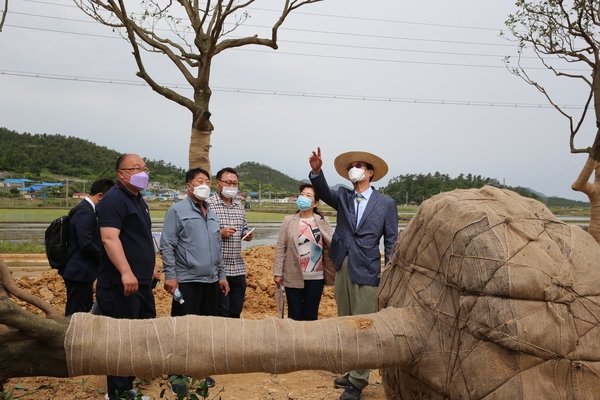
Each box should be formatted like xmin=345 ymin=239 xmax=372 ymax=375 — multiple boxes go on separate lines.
xmin=19 ymin=0 xmax=505 ymax=32
xmin=9 ymin=10 xmax=515 ymax=48
xmin=22 ymin=0 xmax=75 ymax=8
xmin=6 ymin=23 xmax=121 ymax=39
xmin=2 ymin=23 xmax=575 ymax=70
xmin=248 ymin=7 xmax=502 ymax=32
xmin=7 ymin=7 xmax=585 ymax=72
xmin=235 ymin=47 xmax=521 ymax=69
xmin=0 ymin=68 xmax=586 ymax=109
xmin=9 ymin=11 xmax=529 ymax=59
xmin=529 ymin=162 xmax=586 ymax=188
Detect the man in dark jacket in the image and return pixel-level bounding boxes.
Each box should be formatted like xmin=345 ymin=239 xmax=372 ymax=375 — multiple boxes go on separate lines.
xmin=309 ymin=147 xmax=398 ymax=400
xmin=60 ymin=178 xmax=114 ymax=316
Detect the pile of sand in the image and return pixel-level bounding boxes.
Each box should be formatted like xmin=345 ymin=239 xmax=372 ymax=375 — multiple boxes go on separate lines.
xmin=12 ymin=244 xmax=337 ymax=320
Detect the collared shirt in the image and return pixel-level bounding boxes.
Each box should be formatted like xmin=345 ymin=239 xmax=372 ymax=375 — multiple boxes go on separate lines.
xmin=96 ymin=181 xmax=154 ymax=286
xmin=206 ymin=194 xmax=248 ymax=276
xmin=84 ymin=196 xmax=96 ymax=212
xmin=355 ymin=186 xmax=373 ymax=226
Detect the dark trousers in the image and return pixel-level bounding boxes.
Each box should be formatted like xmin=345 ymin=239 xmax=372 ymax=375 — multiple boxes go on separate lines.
xmin=170 ymin=282 xmax=219 ymax=384
xmin=285 ymin=279 xmax=325 ymax=321
xmin=63 ymin=278 xmax=94 ymax=317
xmin=218 ymin=275 xmax=246 ymax=318
xmin=97 ymin=284 xmax=156 ymax=400
xmin=171 ymin=281 xmax=219 ymax=317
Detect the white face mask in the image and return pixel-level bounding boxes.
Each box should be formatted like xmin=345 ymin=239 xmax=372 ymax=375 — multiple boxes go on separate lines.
xmin=348 ymin=167 xmax=366 ymax=183
xmin=221 ymin=186 xmax=238 ymax=199
xmin=192 ymin=184 xmax=211 ymax=201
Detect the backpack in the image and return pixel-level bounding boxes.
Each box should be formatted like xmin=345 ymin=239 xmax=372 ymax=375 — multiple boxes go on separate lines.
xmin=44 ymin=205 xmax=83 ymax=269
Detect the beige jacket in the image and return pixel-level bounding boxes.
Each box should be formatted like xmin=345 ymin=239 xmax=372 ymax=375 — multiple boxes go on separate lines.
xmin=273 ymin=212 xmax=335 ymax=289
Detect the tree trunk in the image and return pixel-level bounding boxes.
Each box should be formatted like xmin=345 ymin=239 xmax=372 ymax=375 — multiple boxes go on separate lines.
xmin=0 ymin=297 xmax=68 ymax=381
xmin=571 ymin=156 xmax=600 ymax=244
xmin=189 ymin=128 xmax=212 ymax=173
xmin=188 ymin=110 xmax=214 ymax=172
xmin=64 ymin=308 xmax=414 ymax=378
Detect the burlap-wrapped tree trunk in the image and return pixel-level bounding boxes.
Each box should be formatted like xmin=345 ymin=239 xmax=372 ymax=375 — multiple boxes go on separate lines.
xmin=377 ymin=186 xmax=600 ymax=399
xmin=189 ymin=127 xmax=212 ymax=172
xmin=4 ymin=186 xmax=600 ymax=399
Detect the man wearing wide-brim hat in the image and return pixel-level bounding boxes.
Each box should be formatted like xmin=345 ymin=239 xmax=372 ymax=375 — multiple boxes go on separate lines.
xmin=309 ymin=147 xmax=398 ymax=400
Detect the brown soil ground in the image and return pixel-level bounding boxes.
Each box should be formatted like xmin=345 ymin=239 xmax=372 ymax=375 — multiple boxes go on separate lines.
xmin=1 ymin=246 xmax=387 ymax=400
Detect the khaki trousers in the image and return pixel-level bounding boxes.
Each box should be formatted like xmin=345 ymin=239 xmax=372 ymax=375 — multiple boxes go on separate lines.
xmin=334 ymin=257 xmax=378 ymax=390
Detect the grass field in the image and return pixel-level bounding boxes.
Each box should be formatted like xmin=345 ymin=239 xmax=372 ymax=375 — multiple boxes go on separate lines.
xmin=0 ymin=208 xmax=336 ymax=223
xmin=0 ymin=204 xmax=591 ymax=254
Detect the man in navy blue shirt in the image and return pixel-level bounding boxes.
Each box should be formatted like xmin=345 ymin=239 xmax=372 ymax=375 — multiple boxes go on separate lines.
xmin=96 ymin=154 xmax=157 ymax=400
xmin=60 ymin=178 xmax=114 ymax=316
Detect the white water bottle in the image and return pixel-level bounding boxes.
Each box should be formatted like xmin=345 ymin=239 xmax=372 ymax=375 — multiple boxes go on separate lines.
xmin=173 ymin=288 xmax=185 ymax=304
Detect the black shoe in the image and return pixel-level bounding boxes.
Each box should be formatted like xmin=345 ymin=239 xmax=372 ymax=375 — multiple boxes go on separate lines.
xmin=169 ymin=380 xmax=189 ymax=396
xmin=334 ymin=373 xmax=350 ymax=389
xmin=204 ymin=376 xmax=215 ymax=388
xmin=340 ymin=382 xmax=362 ymax=400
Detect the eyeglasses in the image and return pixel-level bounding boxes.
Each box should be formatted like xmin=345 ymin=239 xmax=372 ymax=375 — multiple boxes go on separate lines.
xmin=120 ymin=167 xmax=150 ymax=174
xmin=346 ymin=162 xmax=366 ymax=171
xmin=218 ymin=179 xmax=239 ymax=186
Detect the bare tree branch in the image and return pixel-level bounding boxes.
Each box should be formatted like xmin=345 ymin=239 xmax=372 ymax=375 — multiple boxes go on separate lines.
xmin=0 ymin=256 xmax=68 ymax=381
xmin=74 ymin=0 xmax=323 ymax=172
xmin=504 ymin=0 xmax=600 ymax=155
xmin=505 ymin=1 xmax=600 ymax=243
xmin=0 ymin=0 xmax=8 ymax=33
xmin=0 ymin=255 xmax=60 ymax=318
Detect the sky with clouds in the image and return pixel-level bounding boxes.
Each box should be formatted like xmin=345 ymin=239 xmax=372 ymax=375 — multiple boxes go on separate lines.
xmin=0 ymin=0 xmax=597 ymax=201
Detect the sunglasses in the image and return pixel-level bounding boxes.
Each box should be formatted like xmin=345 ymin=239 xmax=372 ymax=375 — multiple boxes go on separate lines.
xmin=346 ymin=162 xmax=366 ymax=171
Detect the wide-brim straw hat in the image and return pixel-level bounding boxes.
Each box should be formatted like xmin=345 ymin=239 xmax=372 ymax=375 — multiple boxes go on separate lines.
xmin=334 ymin=151 xmax=389 ymax=182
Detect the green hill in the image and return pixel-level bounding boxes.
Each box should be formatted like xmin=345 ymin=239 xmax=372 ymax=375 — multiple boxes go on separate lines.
xmin=546 ymin=196 xmax=590 ymax=207
xmin=382 ymin=172 xmax=590 ymax=208
xmin=0 ymin=127 xmax=591 ymax=207
xmin=0 ymin=128 xmax=299 ymax=196
xmin=234 ymin=162 xmax=301 ymax=197
xmin=0 ymin=127 xmax=186 ymax=188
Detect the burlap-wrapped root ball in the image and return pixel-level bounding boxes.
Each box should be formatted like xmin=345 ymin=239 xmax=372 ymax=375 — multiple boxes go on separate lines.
xmin=377 ymin=186 xmax=600 ymax=399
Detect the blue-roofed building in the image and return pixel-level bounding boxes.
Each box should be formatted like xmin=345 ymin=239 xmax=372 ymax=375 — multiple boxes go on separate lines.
xmin=2 ymin=178 xmax=33 ymax=187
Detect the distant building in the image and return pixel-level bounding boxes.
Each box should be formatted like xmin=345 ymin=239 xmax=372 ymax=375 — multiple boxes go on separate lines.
xmin=2 ymin=178 xmax=33 ymax=187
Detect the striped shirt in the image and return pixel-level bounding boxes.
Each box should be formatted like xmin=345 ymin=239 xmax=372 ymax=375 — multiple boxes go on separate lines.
xmin=206 ymin=194 xmax=248 ymax=276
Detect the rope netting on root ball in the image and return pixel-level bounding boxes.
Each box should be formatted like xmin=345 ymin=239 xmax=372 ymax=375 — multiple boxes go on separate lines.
xmin=377 ymin=186 xmax=600 ymax=399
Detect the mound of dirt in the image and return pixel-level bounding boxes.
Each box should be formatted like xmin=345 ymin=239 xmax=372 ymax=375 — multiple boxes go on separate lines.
xmin=4 ymin=246 xmax=383 ymax=400
xmin=12 ymin=245 xmax=337 ymax=319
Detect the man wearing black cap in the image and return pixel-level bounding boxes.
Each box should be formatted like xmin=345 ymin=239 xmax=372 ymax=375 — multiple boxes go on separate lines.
xmin=309 ymin=147 xmax=398 ymax=400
